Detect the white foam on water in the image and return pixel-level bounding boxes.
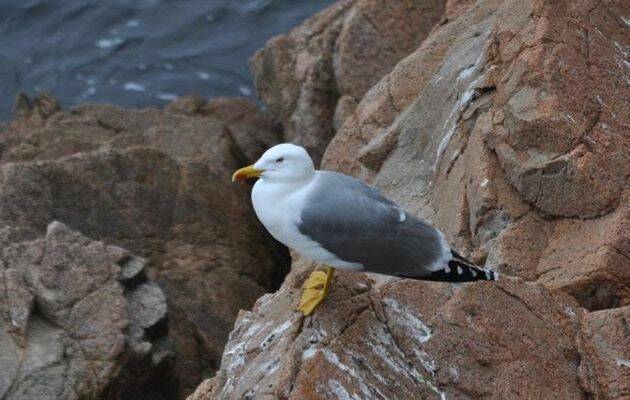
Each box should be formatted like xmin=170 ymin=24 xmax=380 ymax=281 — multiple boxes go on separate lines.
xmin=123 ymin=82 xmax=146 ymax=92
xmin=238 ymin=85 xmax=252 ymax=96
xmin=96 ymin=37 xmax=123 ymax=49
xmin=156 ymin=93 xmax=178 ymax=101
xmin=83 ymin=86 xmax=97 ymax=97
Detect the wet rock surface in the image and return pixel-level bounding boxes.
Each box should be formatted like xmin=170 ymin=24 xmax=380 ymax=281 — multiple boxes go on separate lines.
xmin=0 ymin=95 xmax=289 ymax=398
xmin=196 ymin=0 xmax=629 ymax=398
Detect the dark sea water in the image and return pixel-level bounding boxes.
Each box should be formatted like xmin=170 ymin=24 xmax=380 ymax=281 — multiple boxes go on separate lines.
xmin=0 ymin=0 xmax=335 ymax=121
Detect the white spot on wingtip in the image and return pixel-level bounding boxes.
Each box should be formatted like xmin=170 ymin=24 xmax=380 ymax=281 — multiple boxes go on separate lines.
xmin=429 ymin=230 xmax=452 ymax=272
xmin=456 ymin=266 xmax=463 ymax=275
xmin=471 ymin=269 xmax=477 ymax=277
xmin=398 ymin=211 xmax=406 ymax=222
xmin=444 ymin=265 xmax=451 ymax=273
xmin=617 ymin=359 xmax=630 ymax=368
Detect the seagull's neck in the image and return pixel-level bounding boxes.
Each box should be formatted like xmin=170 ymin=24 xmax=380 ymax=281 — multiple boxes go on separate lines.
xmin=253 ymin=172 xmax=317 ymax=205
xmin=258 ymin=173 xmax=315 ymax=193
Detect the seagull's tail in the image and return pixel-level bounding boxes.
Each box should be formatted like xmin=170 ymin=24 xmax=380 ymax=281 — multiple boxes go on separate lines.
xmin=402 ymin=250 xmax=498 ymax=283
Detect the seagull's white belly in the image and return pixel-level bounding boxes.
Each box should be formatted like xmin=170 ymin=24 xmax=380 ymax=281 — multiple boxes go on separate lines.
xmin=251 ymin=179 xmax=362 ymax=271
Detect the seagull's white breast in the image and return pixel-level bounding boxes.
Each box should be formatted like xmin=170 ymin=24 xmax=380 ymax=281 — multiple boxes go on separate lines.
xmin=251 ymin=179 xmax=306 ymax=246
xmin=251 ymin=174 xmax=362 ymax=270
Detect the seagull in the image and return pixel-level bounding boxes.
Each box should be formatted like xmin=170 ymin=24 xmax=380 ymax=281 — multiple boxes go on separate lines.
xmin=232 ymin=143 xmax=497 ymax=315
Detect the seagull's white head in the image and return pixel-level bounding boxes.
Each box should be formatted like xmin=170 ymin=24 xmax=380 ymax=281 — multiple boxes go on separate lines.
xmin=232 ymin=143 xmax=315 ymax=184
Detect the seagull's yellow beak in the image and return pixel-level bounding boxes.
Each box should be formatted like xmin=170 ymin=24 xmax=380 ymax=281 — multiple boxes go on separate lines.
xmin=231 ymin=164 xmax=264 ymax=182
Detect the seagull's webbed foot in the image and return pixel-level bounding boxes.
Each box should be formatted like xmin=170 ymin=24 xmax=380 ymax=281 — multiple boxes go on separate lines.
xmin=297 ymin=267 xmax=334 ymax=316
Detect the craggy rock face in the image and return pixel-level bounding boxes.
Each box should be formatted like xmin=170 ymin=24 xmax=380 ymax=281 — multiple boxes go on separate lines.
xmin=190 ymin=262 xmax=585 ymax=400
xmin=251 ymin=0 xmax=445 ymax=164
xmin=197 ymin=0 xmax=629 ymax=398
xmin=0 ymin=95 xmax=289 ymax=398
xmin=0 ymin=222 xmax=170 ymax=400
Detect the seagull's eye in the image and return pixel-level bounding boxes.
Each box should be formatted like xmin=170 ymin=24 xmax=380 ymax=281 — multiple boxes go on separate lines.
xmin=275 ymin=157 xmax=284 ymax=163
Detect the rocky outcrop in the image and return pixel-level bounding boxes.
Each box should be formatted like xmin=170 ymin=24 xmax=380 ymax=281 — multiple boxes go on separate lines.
xmin=191 ymin=261 xmax=587 ymax=400
xmin=320 ymin=0 xmax=629 ymax=308
xmin=0 ymin=94 xmax=289 ymax=397
xmin=0 ymin=222 xmax=169 ymax=400
xmin=251 ymin=0 xmax=446 ymax=164
xmin=195 ymin=0 xmax=629 ymax=398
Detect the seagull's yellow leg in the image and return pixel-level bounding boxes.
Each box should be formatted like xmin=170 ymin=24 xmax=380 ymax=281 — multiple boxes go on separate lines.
xmin=297 ymin=267 xmax=334 ymax=316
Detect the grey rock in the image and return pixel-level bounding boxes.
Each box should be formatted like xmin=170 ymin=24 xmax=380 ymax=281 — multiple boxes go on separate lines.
xmin=0 ymin=222 xmax=169 ymax=400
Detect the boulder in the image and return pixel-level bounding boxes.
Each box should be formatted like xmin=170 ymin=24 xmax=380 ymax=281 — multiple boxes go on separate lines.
xmin=0 ymin=222 xmax=170 ymax=400
xmin=251 ymin=0 xmax=446 ymax=163
xmin=0 ymin=94 xmax=289 ymax=397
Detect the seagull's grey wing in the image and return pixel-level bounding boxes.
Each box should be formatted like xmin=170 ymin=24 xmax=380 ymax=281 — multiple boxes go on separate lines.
xmin=298 ymin=171 xmax=448 ymax=277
